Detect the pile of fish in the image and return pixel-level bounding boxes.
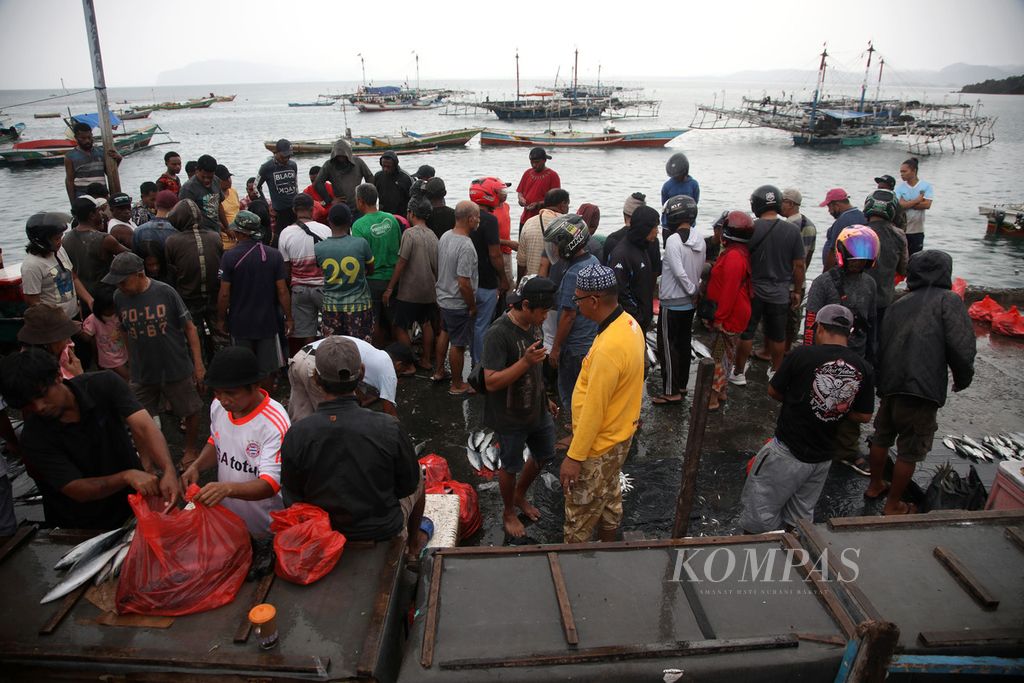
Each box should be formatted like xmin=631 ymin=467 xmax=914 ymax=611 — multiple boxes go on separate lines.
xmin=467 ymin=430 xmax=529 ymax=478
xmin=943 ymin=433 xmax=1024 ymax=463
xmin=41 ymin=523 xmax=135 ymax=604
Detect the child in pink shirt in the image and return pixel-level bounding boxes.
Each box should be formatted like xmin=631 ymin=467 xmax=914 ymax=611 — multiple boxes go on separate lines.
xmin=81 ymin=287 xmax=129 ymax=381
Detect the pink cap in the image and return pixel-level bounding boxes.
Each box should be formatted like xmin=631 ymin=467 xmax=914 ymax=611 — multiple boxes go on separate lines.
xmin=819 ymin=188 xmax=850 ymax=207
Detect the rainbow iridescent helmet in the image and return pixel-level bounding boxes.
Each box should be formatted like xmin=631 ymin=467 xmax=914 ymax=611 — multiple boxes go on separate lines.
xmin=835 ymin=225 xmax=880 ymax=268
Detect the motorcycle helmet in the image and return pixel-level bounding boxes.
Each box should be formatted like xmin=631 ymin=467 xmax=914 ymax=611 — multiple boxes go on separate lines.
xmin=863 ymin=189 xmax=899 ymax=223
xmin=665 ymin=152 xmax=689 ymax=179
xmin=750 ymin=184 xmax=782 ymax=217
xmin=543 ymin=213 xmax=590 ymax=259
xmin=469 ymin=177 xmax=509 ymax=209
xmin=663 ymin=194 xmax=698 ymax=228
xmin=722 ymin=211 xmax=755 ymax=243
xmin=25 ymin=212 xmax=70 ymax=253
xmin=835 ymin=225 xmax=880 ymax=268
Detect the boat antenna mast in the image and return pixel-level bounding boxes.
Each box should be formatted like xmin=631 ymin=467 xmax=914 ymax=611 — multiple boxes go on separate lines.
xmin=573 ymin=47 xmax=579 ymax=99
xmin=80 ymin=0 xmax=120 ymax=193
xmin=874 ymin=57 xmax=885 ymax=105
xmin=808 ymin=43 xmax=828 ymax=134
xmin=859 ymin=40 xmax=875 ymax=112
xmin=357 ymin=53 xmax=366 ymax=89
xmin=515 ymin=49 xmax=521 ymax=101
xmin=412 ymin=50 xmax=420 ymax=96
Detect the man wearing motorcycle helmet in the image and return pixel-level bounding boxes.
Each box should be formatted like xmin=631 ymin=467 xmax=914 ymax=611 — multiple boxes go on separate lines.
xmin=22 ymin=211 xmax=91 ymax=318
xmin=469 ymin=177 xmax=512 ymax=361
xmin=660 ymin=152 xmax=700 ymax=240
xmin=863 ymin=190 xmax=909 ymax=333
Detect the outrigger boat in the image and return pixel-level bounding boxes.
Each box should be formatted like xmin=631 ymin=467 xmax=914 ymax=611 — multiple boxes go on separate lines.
xmin=0 ymin=124 xmax=163 ymax=167
xmin=152 ymin=98 xmax=214 ymax=111
xmin=288 ymin=98 xmax=335 ymax=108
xmin=0 ymin=122 xmax=25 ymax=143
xmin=979 ymin=203 xmax=1024 ymax=237
xmin=263 ymin=128 xmax=482 ymax=156
xmin=117 ymin=108 xmax=153 ymax=120
xmin=480 ymin=127 xmax=686 ymax=148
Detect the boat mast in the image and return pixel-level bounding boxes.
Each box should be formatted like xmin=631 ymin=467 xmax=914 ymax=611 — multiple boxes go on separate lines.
xmin=573 ymin=48 xmax=578 ymax=98
xmin=874 ymin=57 xmax=885 ymax=105
xmin=515 ymin=50 xmax=521 ymax=101
xmin=808 ymin=44 xmax=828 ymax=134
xmin=413 ymin=51 xmax=420 ymax=96
xmin=859 ymin=41 xmax=875 ymax=112
xmin=597 ymin=63 xmax=602 ymax=94
xmin=80 ymin=0 xmax=119 ymax=193
xmin=358 ymin=53 xmax=366 ymax=88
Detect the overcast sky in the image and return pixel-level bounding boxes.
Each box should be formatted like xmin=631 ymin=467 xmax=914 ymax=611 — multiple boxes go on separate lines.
xmin=2 ymin=0 xmax=1023 ymax=89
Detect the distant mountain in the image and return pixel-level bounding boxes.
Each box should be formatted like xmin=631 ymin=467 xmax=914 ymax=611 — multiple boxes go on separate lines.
xmin=156 ymin=60 xmax=336 ymax=86
xmin=961 ymin=75 xmax=1024 ymax=95
xmin=705 ymin=63 xmax=1024 ymax=89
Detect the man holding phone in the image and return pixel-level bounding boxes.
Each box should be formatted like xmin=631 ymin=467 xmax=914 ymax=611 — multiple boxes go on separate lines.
xmin=481 ymin=276 xmax=559 ymax=538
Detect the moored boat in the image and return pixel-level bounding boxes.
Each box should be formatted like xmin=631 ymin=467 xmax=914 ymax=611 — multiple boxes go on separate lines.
xmin=117 ymin=108 xmax=153 ymax=120
xmin=33 ymin=112 xmax=61 ymax=119
xmin=153 ymin=98 xmax=214 ymax=111
xmin=0 ymin=125 xmax=162 ymax=167
xmin=979 ymin=203 xmax=1024 ymax=237
xmin=480 ymin=127 xmax=686 ymax=148
xmin=0 ymin=122 xmax=26 ymax=143
xmin=263 ymin=128 xmax=482 ymax=155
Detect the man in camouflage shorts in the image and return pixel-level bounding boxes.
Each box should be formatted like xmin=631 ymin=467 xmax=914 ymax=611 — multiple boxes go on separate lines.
xmin=564 ymin=438 xmax=632 ymax=543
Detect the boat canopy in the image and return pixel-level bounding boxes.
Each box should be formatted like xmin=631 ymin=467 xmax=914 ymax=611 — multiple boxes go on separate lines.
xmin=70 ymin=111 xmax=123 ymax=128
xmin=362 ymin=86 xmax=401 ymax=95
xmin=818 ymin=109 xmax=874 ymax=121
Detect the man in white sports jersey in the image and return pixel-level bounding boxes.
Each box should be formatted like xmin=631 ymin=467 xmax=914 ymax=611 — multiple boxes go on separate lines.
xmin=181 ymin=346 xmax=289 ymax=537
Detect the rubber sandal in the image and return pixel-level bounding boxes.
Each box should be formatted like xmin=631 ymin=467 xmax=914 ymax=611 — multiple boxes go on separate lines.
xmin=651 ymin=396 xmax=683 ymax=405
xmin=430 ymin=372 xmax=451 ymax=383
xmin=839 ymin=458 xmax=871 ymax=477
xmin=448 ymin=386 xmax=476 ymax=397
xmin=863 ymin=483 xmax=891 ymax=499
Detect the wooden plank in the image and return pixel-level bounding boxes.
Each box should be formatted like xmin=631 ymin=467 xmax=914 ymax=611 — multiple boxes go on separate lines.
xmin=0 ymin=524 xmax=37 ymax=565
xmin=827 ymin=509 xmax=1024 ymax=531
xmin=848 ymin=620 xmax=901 ymax=683
xmin=232 ymin=572 xmax=275 ymax=644
xmin=356 ymin=536 xmax=405 ymax=677
xmin=889 ymin=655 xmax=1024 ymax=675
xmin=38 ymin=583 xmax=89 ymax=636
xmin=919 ymin=628 xmax=1024 ymax=648
xmin=45 ymin=529 xmax=100 ymax=544
xmin=434 ymin=533 xmax=780 ymax=557
xmin=438 ymin=634 xmax=799 ymax=670
xmin=671 ymin=358 xmax=716 ymax=538
xmin=932 ymin=546 xmax=999 ymax=609
xmin=419 ymin=554 xmax=444 ymax=669
xmin=795 ymin=632 xmax=847 ymax=646
xmin=1004 ymin=526 xmax=1024 ymax=554
xmin=796 ymin=520 xmax=883 ymax=623
xmin=779 ymin=534 xmax=857 ymax=639
xmin=546 ymin=552 xmax=579 ymax=646
xmin=0 ymin=646 xmax=329 ymax=674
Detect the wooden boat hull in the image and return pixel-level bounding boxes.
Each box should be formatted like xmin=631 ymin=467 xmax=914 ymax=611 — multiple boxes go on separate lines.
xmin=483 ymin=102 xmax=607 ymax=121
xmin=792 ymin=133 xmax=881 ymax=147
xmin=33 ymin=113 xmax=61 ymax=119
xmin=0 ymin=123 xmax=26 ymax=143
xmin=153 ymin=98 xmax=214 ymax=111
xmin=353 ymin=101 xmax=441 ymax=112
xmin=480 ymin=128 xmax=685 ymax=148
xmin=288 ymin=102 xmax=334 ymax=107
xmin=980 ymin=205 xmax=1024 ymax=237
xmin=263 ymin=128 xmax=481 ymax=155
xmin=1 ymin=125 xmax=160 ymax=167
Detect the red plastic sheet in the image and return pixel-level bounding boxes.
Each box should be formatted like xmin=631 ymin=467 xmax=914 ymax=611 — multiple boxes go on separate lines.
xmin=425 ymin=480 xmax=481 ymax=539
xmin=991 ymin=306 xmax=1024 ymax=338
xmin=952 ymin=277 xmax=967 ymax=300
xmin=968 ymin=295 xmax=1004 ymax=322
xmin=269 ymin=504 xmax=346 ymax=585
xmin=418 ymin=454 xmax=451 ymax=487
xmin=116 ymin=485 xmax=252 ymax=616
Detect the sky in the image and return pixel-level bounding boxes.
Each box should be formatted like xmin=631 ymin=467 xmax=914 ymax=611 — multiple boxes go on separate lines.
xmin=1 ymin=0 xmax=1023 ymax=89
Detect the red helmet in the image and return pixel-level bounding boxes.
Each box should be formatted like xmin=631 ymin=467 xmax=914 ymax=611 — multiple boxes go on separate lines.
xmin=469 ymin=177 xmax=509 ymax=209
xmin=722 ymin=210 xmax=755 ymax=243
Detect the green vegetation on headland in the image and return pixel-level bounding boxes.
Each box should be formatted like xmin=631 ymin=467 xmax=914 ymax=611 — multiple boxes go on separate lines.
xmin=960 ymin=75 xmax=1024 ymax=95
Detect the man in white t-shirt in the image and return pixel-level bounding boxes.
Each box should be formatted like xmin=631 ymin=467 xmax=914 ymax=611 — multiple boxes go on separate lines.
xmin=181 ymin=346 xmax=288 ymax=537
xmin=287 ymin=336 xmax=416 ymax=421
xmin=277 ymin=194 xmax=332 ymax=355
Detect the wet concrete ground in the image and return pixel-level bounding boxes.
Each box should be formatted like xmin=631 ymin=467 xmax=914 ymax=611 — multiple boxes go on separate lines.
xmin=11 ymin=319 xmax=1024 ymax=541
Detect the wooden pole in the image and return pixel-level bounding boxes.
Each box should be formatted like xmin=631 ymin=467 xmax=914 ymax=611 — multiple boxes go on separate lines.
xmin=671 ymin=358 xmax=716 ymax=538
xmin=81 ymin=0 xmax=119 ymax=194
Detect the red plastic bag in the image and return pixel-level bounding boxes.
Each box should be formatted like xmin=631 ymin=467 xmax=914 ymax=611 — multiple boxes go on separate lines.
xmin=968 ymin=295 xmax=1005 ymax=322
xmin=952 ymin=277 xmax=967 ymax=300
xmin=426 ymin=480 xmax=481 ymax=539
xmin=419 ymin=454 xmax=451 ymax=487
xmin=116 ymin=485 xmax=252 ymax=616
xmin=269 ymin=504 xmax=346 ymax=585
xmin=991 ymin=306 xmax=1024 ymax=338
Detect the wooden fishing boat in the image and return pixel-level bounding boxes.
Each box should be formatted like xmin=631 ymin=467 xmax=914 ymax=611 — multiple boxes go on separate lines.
xmin=0 ymin=125 xmax=162 ymax=167
xmin=480 ymin=127 xmax=686 ymax=148
xmin=213 ymin=94 xmax=236 ymax=103
xmin=153 ymin=98 xmax=214 ymax=111
xmin=288 ymin=98 xmax=334 ymax=108
xmin=0 ymin=122 xmax=25 ymax=143
xmin=353 ymin=99 xmax=442 ymax=112
xmin=980 ymin=203 xmax=1024 ymax=237
xmin=33 ymin=113 xmax=61 ymax=119
xmin=477 ymin=94 xmax=608 ymax=121
xmin=263 ymin=128 xmax=482 ymax=155
xmin=117 ymin=108 xmax=153 ymax=120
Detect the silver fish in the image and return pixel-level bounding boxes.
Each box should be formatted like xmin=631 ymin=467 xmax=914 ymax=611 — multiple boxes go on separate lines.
xmin=691 ymin=339 xmax=713 ymax=359
xmin=960 ymin=434 xmax=986 ymax=451
xmin=942 ymin=437 xmax=958 ymax=453
xmin=476 ymin=481 xmax=499 ymax=491
xmin=414 ymin=441 xmax=427 ymax=457
xmin=619 ymin=472 xmax=634 ymax=494
xmin=94 ymin=557 xmax=116 ymax=586
xmin=484 ymin=444 xmax=500 ymax=471
xmin=110 ymin=542 xmax=131 ymax=578
xmin=54 ymin=524 xmax=133 ymax=571
xmin=522 ymin=444 xmax=532 ymax=462
xmin=645 ymin=343 xmax=658 ymax=367
xmin=540 ymin=472 xmax=561 ymax=491
xmin=42 ymin=543 xmax=125 ymax=603
xmin=466 ymin=446 xmax=484 ymax=472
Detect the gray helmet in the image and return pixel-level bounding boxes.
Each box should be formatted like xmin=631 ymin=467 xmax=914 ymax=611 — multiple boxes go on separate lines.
xmin=750 ymin=184 xmax=782 ymax=218
xmin=663 ymin=195 xmax=698 ymax=228
xmin=666 ymin=152 xmax=689 ymax=179
xmin=864 ymin=189 xmax=899 ymax=223
xmin=25 ymin=212 xmax=70 ymax=253
xmin=543 ymin=213 xmax=590 ymax=260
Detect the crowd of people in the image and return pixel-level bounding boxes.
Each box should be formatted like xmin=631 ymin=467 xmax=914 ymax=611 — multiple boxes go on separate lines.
xmin=0 ymin=126 xmax=977 ymax=548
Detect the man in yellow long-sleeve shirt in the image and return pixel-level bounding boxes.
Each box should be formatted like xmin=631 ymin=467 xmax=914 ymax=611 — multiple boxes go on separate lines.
xmin=559 ymin=264 xmax=645 ymax=543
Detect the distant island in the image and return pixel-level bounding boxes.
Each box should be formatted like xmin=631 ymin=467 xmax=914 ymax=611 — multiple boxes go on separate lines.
xmin=960 ymin=75 xmax=1024 ymax=95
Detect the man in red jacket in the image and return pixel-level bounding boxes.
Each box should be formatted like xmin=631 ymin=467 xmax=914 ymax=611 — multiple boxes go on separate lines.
xmin=706 ymin=211 xmax=754 ymax=411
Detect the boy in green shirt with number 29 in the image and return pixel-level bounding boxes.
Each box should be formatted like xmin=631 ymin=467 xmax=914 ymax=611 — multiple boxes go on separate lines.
xmin=315 ymin=204 xmax=375 ymax=342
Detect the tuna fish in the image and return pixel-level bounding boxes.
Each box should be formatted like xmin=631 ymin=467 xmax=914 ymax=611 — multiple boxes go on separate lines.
xmin=53 ymin=523 xmax=134 ymax=571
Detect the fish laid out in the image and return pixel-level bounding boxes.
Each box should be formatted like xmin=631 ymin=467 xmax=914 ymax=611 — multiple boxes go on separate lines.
xmin=691 ymin=339 xmax=713 ymax=360
xmin=43 ymin=525 xmax=135 ymax=603
xmin=942 ymin=433 xmax=1024 ymax=463
xmin=467 ymin=430 xmax=501 ymax=478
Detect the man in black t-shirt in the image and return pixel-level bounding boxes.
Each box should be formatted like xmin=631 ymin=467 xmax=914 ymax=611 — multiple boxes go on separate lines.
xmin=481 ymin=277 xmax=559 ymax=538
xmin=470 ymin=180 xmax=512 ymax=362
xmin=257 ymin=139 xmax=299 ymax=237
xmin=738 ymin=304 xmax=874 ymax=533
xmin=0 ymin=349 xmax=181 ymax=530
xmin=425 ymin=177 xmax=455 ymax=239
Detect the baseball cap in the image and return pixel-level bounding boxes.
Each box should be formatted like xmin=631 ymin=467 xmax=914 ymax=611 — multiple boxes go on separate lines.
xmin=424 ymin=177 xmax=447 ymax=199
xmin=155 ymin=190 xmax=178 ymax=210
xmin=506 ymin=275 xmax=557 ymax=307
xmin=782 ymin=188 xmax=802 ymax=205
xmin=215 ymin=164 xmax=232 ymax=181
xmin=328 ymin=203 xmax=352 ymax=226
xmin=413 ymin=164 xmax=435 ymax=180
xmin=874 ymin=174 xmax=896 ymax=189
xmin=529 ymin=146 xmax=552 ymax=160
xmin=816 ymin=304 xmax=854 ymax=328
xmin=101 ymin=252 xmax=145 ymax=284
xmin=275 ymin=139 xmax=293 ymax=156
xmin=109 ymin=192 xmax=131 ymax=209
xmin=315 ymin=336 xmax=362 ymax=384
xmin=205 ymin=346 xmax=263 ymax=388
xmin=819 ymin=188 xmax=850 ymax=207
xmin=575 ymin=264 xmax=617 ymax=292
xmin=196 ymin=154 xmax=217 ymax=172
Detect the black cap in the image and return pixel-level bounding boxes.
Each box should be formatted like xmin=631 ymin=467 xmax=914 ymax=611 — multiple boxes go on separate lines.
xmin=101 ymin=252 xmax=145 ymax=284
xmin=109 ymin=192 xmax=131 ymax=208
xmin=874 ymin=174 xmax=896 ymax=189
xmin=215 ymin=164 xmax=232 ymax=180
xmin=197 ymin=154 xmax=217 ymax=172
xmin=328 ymin=203 xmax=352 ymax=227
xmin=529 ymin=146 xmax=552 ymax=160
xmin=507 ymin=275 xmax=557 ymax=307
xmin=206 ymin=346 xmax=263 ymax=388
xmin=413 ymin=164 xmax=435 ymax=179
xmin=275 ymin=139 xmax=293 ymax=156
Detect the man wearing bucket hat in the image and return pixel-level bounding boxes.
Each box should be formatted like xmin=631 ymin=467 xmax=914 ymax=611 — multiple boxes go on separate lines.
xmin=105 ymin=251 xmax=206 ymax=467
xmin=217 ymin=211 xmax=292 ymax=389
xmin=17 ymin=305 xmax=84 ymax=379
xmin=181 ymin=346 xmax=288 ymax=538
xmin=560 ymin=264 xmax=644 ymax=543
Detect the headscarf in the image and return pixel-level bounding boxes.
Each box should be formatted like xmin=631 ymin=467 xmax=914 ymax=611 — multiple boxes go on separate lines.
xmin=576 ymin=203 xmax=600 ymax=232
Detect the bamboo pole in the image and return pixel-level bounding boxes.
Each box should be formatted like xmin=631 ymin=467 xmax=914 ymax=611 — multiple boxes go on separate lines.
xmin=81 ymin=0 xmax=120 ymax=194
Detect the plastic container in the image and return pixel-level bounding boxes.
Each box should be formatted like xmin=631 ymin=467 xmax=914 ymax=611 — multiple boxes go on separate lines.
xmin=984 ymin=460 xmax=1024 ymax=510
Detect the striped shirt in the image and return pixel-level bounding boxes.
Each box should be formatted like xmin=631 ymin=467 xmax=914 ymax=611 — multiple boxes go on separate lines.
xmin=67 ymin=146 xmax=106 ymax=198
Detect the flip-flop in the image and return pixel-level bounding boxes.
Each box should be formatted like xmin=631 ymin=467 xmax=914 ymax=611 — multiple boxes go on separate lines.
xmin=448 ymin=387 xmax=476 ymax=397
xmin=651 ymin=396 xmax=683 ymax=406
xmin=839 ymin=458 xmax=871 ymax=477
xmin=863 ymin=483 xmax=891 ymax=499
xmin=430 ymin=372 xmax=451 ymax=383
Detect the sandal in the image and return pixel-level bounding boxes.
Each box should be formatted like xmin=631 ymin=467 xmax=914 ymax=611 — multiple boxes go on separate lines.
xmin=448 ymin=386 xmax=476 ymax=397
xmin=839 ymin=457 xmax=871 ymax=477
xmin=430 ymin=371 xmax=451 ymax=383
xmin=884 ymin=501 xmax=918 ymax=516
xmin=651 ymin=395 xmax=683 ymax=405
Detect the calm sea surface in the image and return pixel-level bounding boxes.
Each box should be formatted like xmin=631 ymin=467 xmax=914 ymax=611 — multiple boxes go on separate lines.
xmin=2 ymin=79 xmax=1022 ymax=287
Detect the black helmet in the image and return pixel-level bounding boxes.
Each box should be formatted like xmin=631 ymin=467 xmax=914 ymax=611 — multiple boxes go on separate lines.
xmin=543 ymin=213 xmax=590 ymax=259
xmin=407 ymin=196 xmax=433 ymax=220
xmin=750 ymin=184 xmax=782 ymax=217
xmin=25 ymin=212 xmax=70 ymax=253
xmin=722 ymin=211 xmax=755 ymax=243
xmin=863 ymin=189 xmax=899 ymax=223
xmin=663 ymin=195 xmax=698 ymax=228
xmin=665 ymin=152 xmax=689 ymax=179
